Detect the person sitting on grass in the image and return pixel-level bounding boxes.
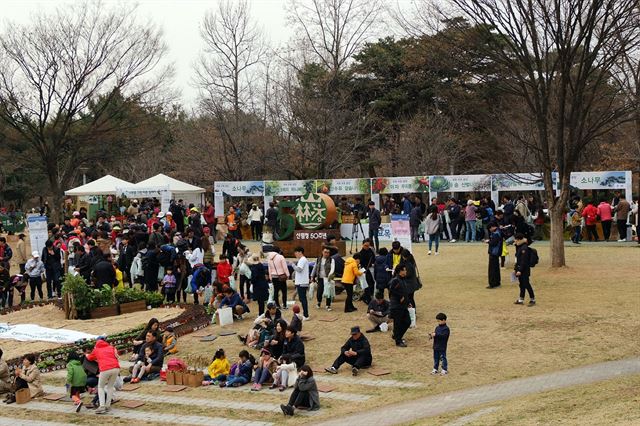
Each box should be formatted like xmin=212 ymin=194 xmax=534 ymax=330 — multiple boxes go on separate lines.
xmin=4 ymin=353 xmax=43 ymax=404
xmin=162 ymin=326 xmax=178 ymax=356
xmin=219 ymin=286 xmax=250 ymax=320
xmin=263 ymin=319 xmax=288 ymax=359
xmin=127 ymin=331 xmax=163 ymax=382
xmin=203 ymin=348 xmax=231 ymax=385
xmin=238 ymin=302 xmax=281 ymax=348
xmin=280 ymin=365 xmax=320 ymax=416
xmin=130 ymin=346 xmax=154 ymax=384
xmin=219 ymin=350 xmax=255 ymax=388
xmin=131 ymin=318 xmax=160 ymax=360
xmin=66 ymin=351 xmax=87 ymax=412
xmin=0 ymin=348 xmax=12 ymax=395
xmin=271 ymin=354 xmax=298 ymax=392
xmin=251 ymin=348 xmax=276 ymax=391
xmin=289 ymin=305 xmax=303 ymax=333
xmin=281 ymin=325 xmax=306 ymax=369
xmin=324 ymin=326 xmax=372 ymax=376
xmin=366 ymin=292 xmax=390 ymax=333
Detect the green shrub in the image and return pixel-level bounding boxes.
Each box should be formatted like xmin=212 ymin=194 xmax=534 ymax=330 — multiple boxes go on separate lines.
xmin=93 ymin=285 xmax=115 ymax=308
xmin=144 ymin=291 xmax=164 ymax=308
xmin=115 ymin=287 xmax=147 ymax=304
xmin=61 ymin=274 xmax=96 ymax=317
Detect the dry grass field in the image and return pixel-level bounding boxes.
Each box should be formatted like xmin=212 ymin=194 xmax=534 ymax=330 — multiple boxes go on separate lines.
xmin=2 ymin=241 xmax=639 ymax=425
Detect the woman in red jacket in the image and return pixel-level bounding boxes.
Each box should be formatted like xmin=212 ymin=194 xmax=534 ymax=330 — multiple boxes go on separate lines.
xmin=86 ymin=337 xmax=120 ymax=414
xmin=581 ymin=202 xmax=599 ymax=241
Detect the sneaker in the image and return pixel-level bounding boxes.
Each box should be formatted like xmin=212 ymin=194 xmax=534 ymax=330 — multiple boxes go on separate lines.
xmin=280 ymin=404 xmax=294 ymax=416
xmin=450 ymin=239 xmax=456 ymax=243
xmin=279 ymin=386 xmax=286 ymax=392
xmin=528 ymin=300 xmax=536 ymax=306
xmin=618 ymin=239 xmax=626 ymax=242
xmin=95 ymin=406 xmax=107 ymax=414
xmin=75 ymin=402 xmax=83 ymax=413
xmin=251 ymin=384 xmax=261 ymax=391
xmin=303 ymin=316 xmax=310 ymax=321
xmin=131 ymin=377 xmax=140 ymax=384
xmin=324 ymin=366 xmax=338 ymax=374
xmin=269 ymin=383 xmax=278 ymax=389
xmin=428 ymin=250 xmax=432 ymax=255
xmin=316 ymin=303 xmax=321 ymax=309
xmin=352 ymin=366 xmax=359 ymax=376
xmin=326 ymin=306 xmax=332 ymax=311
xmin=396 ymin=341 xmax=407 ymax=347
xmin=441 ymin=370 xmax=448 ymax=375
xmin=219 ymin=382 xmax=226 ymax=388
xmin=435 ymin=252 xmax=439 ymax=256
xmin=514 ymin=300 xmax=524 ymax=305
xmin=430 ymin=369 xmax=438 ymax=375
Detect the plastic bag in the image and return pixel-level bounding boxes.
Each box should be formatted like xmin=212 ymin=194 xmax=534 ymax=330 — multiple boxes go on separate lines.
xmin=217 ymin=306 xmax=234 ymax=326
xmin=357 ymin=273 xmax=368 ymax=290
xmin=309 ymin=281 xmax=317 ymax=300
xmin=379 ymin=322 xmax=389 ymax=332
xmin=408 ymin=307 xmax=416 ymax=328
xmin=185 ymin=275 xmax=193 ymax=293
xmin=268 ymin=282 xmax=274 ymax=303
xmin=228 ymin=275 xmax=236 ymax=291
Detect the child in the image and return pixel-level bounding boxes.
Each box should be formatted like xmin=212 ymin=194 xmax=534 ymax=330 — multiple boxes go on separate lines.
xmin=251 ymin=348 xmax=274 ymax=391
xmin=219 ymin=350 xmax=255 ymax=388
xmin=271 ymin=354 xmax=297 ymax=392
xmin=216 ymin=255 xmax=233 ymax=286
xmin=203 ymin=348 xmax=231 ymax=385
xmin=131 ymin=346 xmax=153 ymax=384
xmin=162 ymin=267 xmax=177 ymax=303
xmin=66 ymin=352 xmax=87 ymax=412
xmin=430 ymin=312 xmax=450 ymax=375
xmin=162 ymin=326 xmax=178 ymax=356
xmin=373 ymin=247 xmax=391 ymax=298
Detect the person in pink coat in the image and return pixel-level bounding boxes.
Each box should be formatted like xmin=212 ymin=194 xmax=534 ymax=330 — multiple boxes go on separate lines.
xmin=86 ymin=337 xmax=120 ymax=414
xmin=597 ymin=200 xmax=613 ymax=241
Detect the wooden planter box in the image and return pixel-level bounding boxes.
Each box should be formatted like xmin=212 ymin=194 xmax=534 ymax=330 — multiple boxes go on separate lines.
xmin=119 ymin=300 xmax=147 ymax=314
xmin=90 ymin=305 xmax=119 ymax=319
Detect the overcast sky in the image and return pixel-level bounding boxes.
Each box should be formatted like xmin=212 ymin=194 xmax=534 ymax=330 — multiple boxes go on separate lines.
xmin=2 ymin=0 xmax=299 ymax=107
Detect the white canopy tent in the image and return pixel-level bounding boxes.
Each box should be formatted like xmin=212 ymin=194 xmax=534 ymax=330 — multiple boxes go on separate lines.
xmin=65 ymin=175 xmax=133 ymax=196
xmin=133 ymin=173 xmax=206 ymax=207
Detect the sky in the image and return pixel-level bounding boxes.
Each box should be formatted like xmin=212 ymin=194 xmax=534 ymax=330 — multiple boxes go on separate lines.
xmin=2 ymin=0 xmax=298 ymax=107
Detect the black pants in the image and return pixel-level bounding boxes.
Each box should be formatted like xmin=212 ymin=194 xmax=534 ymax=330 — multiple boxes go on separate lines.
xmin=369 ymin=226 xmax=380 ymax=251
xmin=344 ymin=284 xmax=356 ymax=312
xmin=601 ymin=220 xmax=612 ymax=240
xmin=616 ymin=219 xmax=627 ymax=240
xmin=315 ymin=278 xmax=331 ymax=307
xmin=15 ymin=376 xmax=28 ymax=391
xmin=29 ymin=276 xmax=43 ymax=301
xmin=332 ymin=353 xmax=372 ymax=370
xmin=391 ymin=308 xmax=410 ymax=343
xmin=0 ymin=290 xmax=6 ymax=308
xmin=518 ymin=274 xmax=535 ymax=300
xmin=45 ymin=268 xmax=61 ymax=298
xmin=272 ymin=278 xmax=287 ymax=308
xmin=257 ymin=298 xmax=266 ymax=316
xmin=488 ymin=255 xmax=501 ymax=287
xmin=288 ymin=388 xmax=311 ymax=408
xmin=452 ymin=218 xmax=463 ymax=240
xmin=165 ymin=288 xmax=176 ymax=303
xmin=407 ymin=292 xmax=416 ymax=311
xmin=362 ymin=270 xmax=374 ymax=304
xmin=8 ymin=286 xmax=26 ymax=307
xmin=586 ymin=225 xmax=598 ymax=241
xmin=251 ymin=221 xmax=262 ymax=241
xmin=208 ymin=222 xmax=217 ymax=243
xmin=239 ymin=275 xmax=251 ymax=300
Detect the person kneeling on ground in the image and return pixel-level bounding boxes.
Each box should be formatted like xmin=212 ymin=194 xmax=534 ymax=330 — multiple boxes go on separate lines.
xmin=203 ymin=348 xmax=231 ymax=385
xmin=366 ymin=293 xmax=390 ymax=333
xmin=271 ymin=354 xmax=297 ymax=392
xmin=324 ymin=326 xmax=372 ymax=376
xmin=219 ymin=350 xmax=255 ymax=388
xmin=219 ymin=286 xmax=250 ymax=320
xmin=66 ymin=351 xmax=87 ymax=412
xmin=280 ymin=365 xmax=320 ymax=416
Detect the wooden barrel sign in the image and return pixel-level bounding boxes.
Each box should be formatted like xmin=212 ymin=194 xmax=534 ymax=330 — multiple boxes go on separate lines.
xmin=294 ymin=193 xmax=337 ymax=230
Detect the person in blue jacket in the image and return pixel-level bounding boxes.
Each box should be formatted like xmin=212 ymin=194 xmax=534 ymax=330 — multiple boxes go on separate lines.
xmin=220 ymin=286 xmax=250 ymax=318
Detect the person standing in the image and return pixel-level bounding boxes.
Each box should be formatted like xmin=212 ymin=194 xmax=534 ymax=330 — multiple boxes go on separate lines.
xmin=401 ymin=195 xmax=412 ymax=215
xmin=203 ymin=201 xmax=217 ymax=244
xmin=15 ymin=233 xmax=27 ymax=275
xmin=226 ymin=207 xmax=240 ymax=240
xmin=310 ymin=247 xmax=335 ymax=311
xmin=86 ymin=337 xmax=120 ymax=415
xmin=365 ymin=201 xmax=381 ymax=251
xmin=614 ymin=195 xmax=630 ymax=241
xmin=247 ymin=204 xmax=264 ymax=241
xmin=597 ymin=199 xmax=613 ymax=241
xmin=513 ymin=233 xmax=536 ymax=306
xmin=430 ymin=313 xmax=450 ymax=375
xmin=249 ymin=255 xmax=269 ymax=316
xmin=265 ymin=202 xmax=279 ymax=238
xmin=485 ymin=222 xmax=502 ymax=289
xmin=0 ymin=237 xmax=12 ymax=271
xmin=341 ymin=253 xmax=363 ymax=313
xmin=267 ymin=248 xmax=289 ymax=310
xmin=425 ymin=210 xmax=442 ymax=255
xmin=389 ymin=264 xmax=410 ymax=347
xmin=291 ymin=247 xmax=310 ymax=320
xmin=581 ymin=201 xmax=599 ymax=241
xmin=170 ymin=200 xmax=185 ymax=234
xmin=358 ymin=239 xmax=376 ymax=304
xmin=409 ymin=203 xmax=422 ymax=243
xmin=41 ymin=240 xmax=62 ymax=298
xmin=464 ymin=200 xmax=477 ymax=242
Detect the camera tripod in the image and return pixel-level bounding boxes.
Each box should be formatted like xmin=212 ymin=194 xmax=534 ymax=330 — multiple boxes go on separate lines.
xmin=349 ymin=213 xmax=366 ymax=254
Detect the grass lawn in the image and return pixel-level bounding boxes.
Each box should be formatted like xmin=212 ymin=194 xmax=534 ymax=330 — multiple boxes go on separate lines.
xmin=7 ymin=242 xmax=639 ymax=424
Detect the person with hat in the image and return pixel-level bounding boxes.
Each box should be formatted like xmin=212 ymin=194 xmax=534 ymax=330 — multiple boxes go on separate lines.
xmin=247 ymin=203 xmax=264 ymax=241
xmin=86 ymin=337 xmax=120 ymax=414
xmin=25 ymin=251 xmax=45 ymax=301
xmin=15 ymin=233 xmax=27 ymax=275
xmin=0 ymin=237 xmax=12 ymax=272
xmin=485 ymin=221 xmax=503 ymax=289
xmin=188 ymin=207 xmax=204 ymax=238
xmin=324 ymin=326 xmax=372 ymax=376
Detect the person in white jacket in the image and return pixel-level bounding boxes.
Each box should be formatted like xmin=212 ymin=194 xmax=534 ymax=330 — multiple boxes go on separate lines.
xmin=24 ymin=251 xmax=45 ymax=301
xmin=271 ymin=354 xmax=298 ymax=391
xmin=247 ymin=204 xmax=264 ymax=241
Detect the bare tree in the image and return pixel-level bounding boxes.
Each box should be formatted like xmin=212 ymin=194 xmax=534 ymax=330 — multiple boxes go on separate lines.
xmin=446 ymin=0 xmax=640 ymax=267
xmin=0 ymin=2 xmax=170 ymax=220
xmin=287 ymin=0 xmax=384 ymax=78
xmin=194 ymin=0 xmax=268 ymax=181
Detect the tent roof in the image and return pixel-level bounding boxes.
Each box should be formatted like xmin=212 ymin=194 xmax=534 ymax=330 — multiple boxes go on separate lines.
xmin=65 ymin=175 xmax=134 ymax=196
xmin=135 ymin=173 xmax=205 ymax=194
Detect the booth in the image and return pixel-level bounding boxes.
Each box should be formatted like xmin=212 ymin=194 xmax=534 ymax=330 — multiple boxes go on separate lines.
xmin=133 ymin=174 xmax=206 ymax=208
xmin=65 ymin=174 xmax=134 ymax=218
xmin=316 ymin=178 xmax=371 ymax=244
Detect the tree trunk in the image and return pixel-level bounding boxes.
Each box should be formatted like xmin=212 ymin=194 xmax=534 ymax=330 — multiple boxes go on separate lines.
xmin=548 ymin=204 xmax=566 ymax=268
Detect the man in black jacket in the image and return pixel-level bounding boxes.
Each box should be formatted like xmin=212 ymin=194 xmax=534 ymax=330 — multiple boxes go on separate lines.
xmin=118 ymin=236 xmax=136 ymax=287
xmin=74 ymin=246 xmax=92 ymax=284
xmin=389 ymin=265 xmax=410 ymax=347
xmin=366 ymin=293 xmax=390 ymax=333
xmin=41 ymin=240 xmax=62 ymax=298
xmin=365 ymin=201 xmax=382 ymax=252
xmin=92 ymin=253 xmax=116 ymax=288
xmin=281 ymin=325 xmax=305 ymax=369
xmin=325 ymin=326 xmax=372 ymax=376
xmin=513 ymin=233 xmax=536 ymax=306
xmin=485 ymin=222 xmax=503 ymax=289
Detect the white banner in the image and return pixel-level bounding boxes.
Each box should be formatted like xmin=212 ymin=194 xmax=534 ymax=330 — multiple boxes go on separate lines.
xmin=569 ymin=171 xmax=629 ymax=190
xmin=0 ymin=323 xmax=97 ymax=344
xmin=265 ymin=180 xmax=314 ymax=196
xmin=27 ymin=214 xmax=48 ymax=257
xmin=116 ymin=186 xmax=170 ymax=198
xmin=214 ymin=181 xmax=264 ymax=197
xmin=391 ymin=214 xmax=412 ymax=252
xmin=429 ymin=174 xmax=492 ymax=193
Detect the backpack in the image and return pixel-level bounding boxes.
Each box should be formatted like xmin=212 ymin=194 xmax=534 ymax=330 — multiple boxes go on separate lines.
xmin=528 ymin=247 xmax=539 ymax=268
xmin=331 ymin=254 xmax=345 ymax=279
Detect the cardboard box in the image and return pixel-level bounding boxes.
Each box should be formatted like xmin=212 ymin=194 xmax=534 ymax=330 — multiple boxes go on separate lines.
xmin=15 ymin=388 xmax=31 ymax=404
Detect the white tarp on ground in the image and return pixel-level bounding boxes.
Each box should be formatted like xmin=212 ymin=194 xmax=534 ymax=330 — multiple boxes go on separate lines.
xmin=0 ymin=323 xmax=97 ymax=344
xmin=65 ymin=174 xmax=134 ymax=196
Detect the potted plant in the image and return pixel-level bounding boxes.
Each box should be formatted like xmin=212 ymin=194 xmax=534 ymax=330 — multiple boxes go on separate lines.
xmin=144 ymin=291 xmax=165 ymax=308
xmin=90 ymin=285 xmax=119 ymax=319
xmin=116 ymin=287 xmax=147 ymax=314
xmin=61 ymin=274 xmax=96 ymax=319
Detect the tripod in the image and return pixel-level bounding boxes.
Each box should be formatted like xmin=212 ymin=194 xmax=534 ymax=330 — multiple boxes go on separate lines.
xmin=349 ymin=213 xmax=365 ymax=254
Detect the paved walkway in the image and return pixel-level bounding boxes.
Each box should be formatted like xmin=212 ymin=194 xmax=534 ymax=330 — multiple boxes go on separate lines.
xmin=0 ymin=418 xmax=75 ymax=426
xmin=314 ymin=357 xmax=640 ymax=426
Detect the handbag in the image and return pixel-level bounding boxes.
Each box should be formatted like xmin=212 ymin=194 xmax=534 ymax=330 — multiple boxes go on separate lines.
xmin=270 ymin=258 xmax=287 ymax=281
